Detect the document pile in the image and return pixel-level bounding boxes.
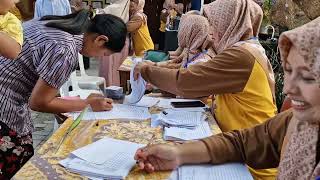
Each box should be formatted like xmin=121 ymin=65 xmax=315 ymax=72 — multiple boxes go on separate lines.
xmin=155 ymin=109 xmax=206 ymax=129
xmin=178 ymin=163 xmax=253 ymax=180
xmin=71 ymin=104 xmax=151 ymax=121
xmin=151 ymin=109 xmax=212 ymax=141
xmin=123 ymin=61 xmax=146 ymax=104
xmin=60 ymin=138 xmax=144 ymax=180
xmin=163 ymin=121 xmax=212 ymax=141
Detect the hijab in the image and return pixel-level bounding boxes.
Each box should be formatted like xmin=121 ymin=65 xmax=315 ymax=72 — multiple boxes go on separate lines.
xmin=203 ymin=0 xmax=263 ymax=55
xmin=278 ymin=17 xmax=320 ymax=180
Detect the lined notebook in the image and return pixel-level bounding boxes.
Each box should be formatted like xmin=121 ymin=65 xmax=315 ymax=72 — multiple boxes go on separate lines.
xmin=164 ymin=121 xmax=213 ymax=141
xmin=71 ymin=104 xmax=151 ymax=121
xmin=60 ymin=138 xmax=145 ymax=179
xmin=178 ymin=163 xmax=253 ymax=180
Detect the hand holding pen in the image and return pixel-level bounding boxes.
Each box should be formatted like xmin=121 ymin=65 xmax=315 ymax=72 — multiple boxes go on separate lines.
xmin=85 ymin=93 xmax=113 ymax=111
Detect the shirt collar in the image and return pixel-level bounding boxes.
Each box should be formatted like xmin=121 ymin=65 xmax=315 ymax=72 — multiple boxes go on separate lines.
xmin=73 ymin=35 xmax=84 ymax=53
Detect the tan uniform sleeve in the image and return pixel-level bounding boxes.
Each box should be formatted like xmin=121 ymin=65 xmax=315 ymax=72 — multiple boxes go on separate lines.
xmin=127 ymin=15 xmax=143 ymax=32
xmin=201 ymin=110 xmax=293 ymax=169
xmin=140 ymin=46 xmax=255 ymax=98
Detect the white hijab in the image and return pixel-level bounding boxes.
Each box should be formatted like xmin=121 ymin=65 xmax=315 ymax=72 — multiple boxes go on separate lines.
xmin=96 ymin=0 xmax=130 ymax=23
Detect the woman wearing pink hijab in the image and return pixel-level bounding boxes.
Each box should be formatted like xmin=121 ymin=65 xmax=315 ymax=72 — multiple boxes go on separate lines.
xmin=153 ymin=13 xmax=213 ymax=69
xmin=135 ymin=17 xmax=320 ymax=180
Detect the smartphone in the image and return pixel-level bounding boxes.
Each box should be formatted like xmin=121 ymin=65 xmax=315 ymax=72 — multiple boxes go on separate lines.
xmin=171 ymin=101 xmax=206 ymax=108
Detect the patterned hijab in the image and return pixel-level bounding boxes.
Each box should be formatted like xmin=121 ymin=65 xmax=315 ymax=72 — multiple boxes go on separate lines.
xmin=203 ymin=0 xmax=263 ymax=55
xmin=130 ymin=0 xmax=147 ymax=23
xmin=178 ymin=14 xmax=210 ymax=54
xmin=278 ymin=17 xmax=320 ymax=180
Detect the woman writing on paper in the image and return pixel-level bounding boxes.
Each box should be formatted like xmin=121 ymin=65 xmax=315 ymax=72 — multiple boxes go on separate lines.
xmin=0 ymin=10 xmax=127 ymax=178
xmin=134 ymin=0 xmax=277 ymax=179
xmin=135 ymin=17 xmax=320 ymax=180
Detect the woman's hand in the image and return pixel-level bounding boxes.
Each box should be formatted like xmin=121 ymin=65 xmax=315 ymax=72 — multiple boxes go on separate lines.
xmin=134 ymin=144 xmax=182 ymax=173
xmin=85 ymin=93 xmax=113 ymax=111
xmin=133 ymin=61 xmax=150 ymax=80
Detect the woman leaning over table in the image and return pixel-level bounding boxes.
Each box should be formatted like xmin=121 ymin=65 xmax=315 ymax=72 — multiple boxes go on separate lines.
xmin=135 ymin=17 xmax=320 ymax=180
xmin=134 ymin=0 xmax=277 ymax=179
xmin=0 ymin=10 xmax=127 ymax=179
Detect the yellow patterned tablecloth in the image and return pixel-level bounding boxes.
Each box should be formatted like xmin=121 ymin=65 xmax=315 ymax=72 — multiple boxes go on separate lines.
xmin=13 ymin=111 xmax=221 ymax=180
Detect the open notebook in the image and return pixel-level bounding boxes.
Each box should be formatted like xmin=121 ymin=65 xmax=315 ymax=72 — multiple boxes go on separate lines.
xmin=60 ymin=138 xmax=145 ymax=179
xmin=178 ymin=163 xmax=253 ymax=180
xmin=164 ymin=121 xmax=213 ymax=141
xmin=71 ymin=104 xmax=151 ymax=121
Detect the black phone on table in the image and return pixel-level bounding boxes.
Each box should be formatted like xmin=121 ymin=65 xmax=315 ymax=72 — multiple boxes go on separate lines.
xmin=170 ymin=101 xmax=206 ymax=108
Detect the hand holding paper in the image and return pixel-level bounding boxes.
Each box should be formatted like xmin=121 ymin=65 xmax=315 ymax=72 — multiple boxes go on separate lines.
xmin=124 ymin=61 xmax=147 ymax=104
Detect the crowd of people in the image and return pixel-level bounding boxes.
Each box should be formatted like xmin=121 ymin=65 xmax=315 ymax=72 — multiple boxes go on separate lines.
xmin=0 ymin=0 xmax=319 ymax=179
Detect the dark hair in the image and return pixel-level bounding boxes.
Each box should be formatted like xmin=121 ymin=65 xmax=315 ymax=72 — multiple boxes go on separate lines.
xmin=40 ymin=10 xmax=127 ymax=52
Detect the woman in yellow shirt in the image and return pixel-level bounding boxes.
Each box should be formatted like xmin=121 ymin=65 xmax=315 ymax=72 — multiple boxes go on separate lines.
xmin=134 ymin=0 xmax=277 ymax=179
xmin=0 ymin=0 xmax=23 ymax=60
xmin=127 ymin=0 xmax=154 ymax=57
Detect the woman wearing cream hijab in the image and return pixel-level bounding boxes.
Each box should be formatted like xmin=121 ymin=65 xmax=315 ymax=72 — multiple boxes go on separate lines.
xmin=135 ymin=17 xmax=320 ymax=180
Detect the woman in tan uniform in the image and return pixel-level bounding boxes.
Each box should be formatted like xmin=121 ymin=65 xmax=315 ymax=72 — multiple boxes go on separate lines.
xmin=154 ymin=13 xmax=214 ymax=69
xmin=135 ymin=17 xmax=320 ymax=180
xmin=134 ymin=0 xmax=277 ymax=178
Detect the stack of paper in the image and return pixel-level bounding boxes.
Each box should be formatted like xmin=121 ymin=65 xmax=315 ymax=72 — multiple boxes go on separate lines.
xmin=71 ymin=104 xmax=151 ymax=121
xmin=60 ymin=138 xmax=144 ymax=179
xmin=124 ymin=61 xmax=146 ymax=104
xmin=178 ymin=163 xmax=253 ymax=180
xmin=164 ymin=121 xmax=212 ymax=141
xmin=154 ymin=109 xmax=206 ymax=129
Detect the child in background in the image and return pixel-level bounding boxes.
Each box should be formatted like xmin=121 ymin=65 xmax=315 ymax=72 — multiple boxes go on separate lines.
xmin=0 ymin=0 xmax=23 ymax=60
xmin=127 ymin=0 xmax=154 ymax=57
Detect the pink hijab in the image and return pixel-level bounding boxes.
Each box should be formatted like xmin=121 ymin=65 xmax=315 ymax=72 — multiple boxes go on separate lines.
xmin=178 ymin=14 xmax=210 ymax=54
xmin=203 ymin=0 xmax=263 ymax=55
xmin=277 ymin=17 xmax=320 ymax=179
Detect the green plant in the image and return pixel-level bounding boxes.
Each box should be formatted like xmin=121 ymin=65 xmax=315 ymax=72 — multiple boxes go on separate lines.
xmin=262 ymin=0 xmax=273 ymax=24
xmin=261 ymin=40 xmax=286 ymax=111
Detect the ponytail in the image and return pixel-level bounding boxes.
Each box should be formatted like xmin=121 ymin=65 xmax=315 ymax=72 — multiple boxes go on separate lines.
xmin=41 ymin=10 xmax=127 ymax=52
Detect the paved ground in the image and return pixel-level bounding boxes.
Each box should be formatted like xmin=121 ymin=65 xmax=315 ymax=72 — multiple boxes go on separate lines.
xmin=32 ymin=58 xmax=99 ymax=149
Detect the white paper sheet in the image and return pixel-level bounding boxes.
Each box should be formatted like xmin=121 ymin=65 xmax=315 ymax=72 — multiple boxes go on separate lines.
xmin=60 ymin=138 xmax=145 ymax=179
xmin=71 ymin=104 xmax=151 ymax=121
xmin=164 ymin=121 xmax=212 ymax=141
xmin=178 ymin=163 xmax=253 ymax=180
xmin=155 ymin=109 xmax=206 ymax=128
xmin=124 ymin=62 xmax=146 ymax=104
